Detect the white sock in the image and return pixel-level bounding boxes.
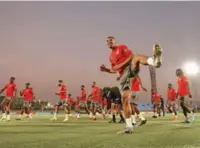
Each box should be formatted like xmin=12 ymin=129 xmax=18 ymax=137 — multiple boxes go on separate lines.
xmin=89 ymin=112 xmax=93 ymax=118
xmin=147 ymin=57 xmax=153 ymax=65
xmin=2 ymin=113 xmax=6 ymax=118
xmin=138 ymin=113 xmax=145 ymax=121
xmin=131 ymin=115 xmax=136 ymax=124
xmin=65 ymin=114 xmax=69 ymax=120
xmin=54 ymin=113 xmax=57 ymax=118
xmin=125 ymin=118 xmax=133 ymax=128
xmin=154 ymin=112 xmax=157 ymax=116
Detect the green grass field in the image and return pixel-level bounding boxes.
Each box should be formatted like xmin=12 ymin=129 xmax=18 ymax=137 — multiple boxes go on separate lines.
xmin=0 ymin=113 xmax=200 ymax=148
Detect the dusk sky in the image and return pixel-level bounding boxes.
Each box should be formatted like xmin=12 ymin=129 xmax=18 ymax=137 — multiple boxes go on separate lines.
xmin=0 ymin=2 xmax=200 ymax=103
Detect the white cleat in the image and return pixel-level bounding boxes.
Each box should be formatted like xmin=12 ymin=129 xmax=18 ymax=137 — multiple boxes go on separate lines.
xmin=6 ymin=115 xmax=11 ymax=121
xmin=63 ymin=118 xmax=68 ymax=122
xmin=153 ymin=44 xmax=162 ymax=68
xmin=117 ymin=128 xmax=133 ymax=134
xmin=51 ymin=117 xmax=57 ymax=121
xmin=28 ymin=114 xmax=33 ymax=120
xmin=0 ymin=115 xmax=7 ymax=121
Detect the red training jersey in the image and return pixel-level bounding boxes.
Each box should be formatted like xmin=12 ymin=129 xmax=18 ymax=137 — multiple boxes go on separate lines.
xmin=103 ymin=98 xmax=107 ymax=106
xmin=67 ymin=96 xmax=74 ymax=105
xmin=152 ymin=93 xmax=160 ymax=103
xmin=167 ymin=88 xmax=176 ymax=101
xmin=21 ymin=88 xmax=34 ymax=101
xmin=81 ymin=89 xmax=87 ymax=102
xmin=58 ymin=84 xmax=67 ymax=100
xmin=131 ymin=77 xmax=140 ymax=91
xmin=91 ymin=86 xmax=100 ymax=102
xmin=177 ymin=75 xmax=189 ymax=96
xmin=4 ymin=83 xmax=16 ymax=97
xmin=109 ymin=44 xmax=132 ymax=76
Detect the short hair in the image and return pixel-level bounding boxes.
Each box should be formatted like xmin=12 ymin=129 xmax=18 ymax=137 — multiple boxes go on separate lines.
xmin=107 ymin=36 xmax=115 ymax=39
xmin=26 ymin=82 xmax=30 ymax=85
xmin=58 ymin=80 xmax=63 ymax=83
xmin=10 ymin=77 xmax=15 ymax=80
xmin=81 ymin=85 xmax=85 ymax=88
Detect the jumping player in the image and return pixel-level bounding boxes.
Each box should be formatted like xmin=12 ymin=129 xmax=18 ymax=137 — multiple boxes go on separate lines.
xmin=130 ymin=75 xmax=147 ymax=126
xmin=16 ymin=82 xmax=35 ymax=120
xmin=0 ymin=77 xmax=17 ymax=121
xmin=167 ymin=83 xmax=177 ymax=120
xmin=100 ymin=36 xmax=162 ymax=134
xmin=176 ymin=69 xmax=196 ymax=123
xmin=51 ymin=80 xmax=67 ymax=121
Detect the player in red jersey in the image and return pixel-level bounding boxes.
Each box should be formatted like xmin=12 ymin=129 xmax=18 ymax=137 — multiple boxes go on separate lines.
xmin=79 ymin=85 xmax=89 ymax=116
xmin=16 ymin=82 xmax=35 ymax=120
xmin=100 ymin=36 xmax=162 ymax=134
xmin=102 ymin=96 xmax=108 ymax=119
xmin=152 ymin=90 xmax=161 ymax=118
xmin=176 ymin=69 xmax=196 ymax=123
xmin=0 ymin=77 xmax=17 ymax=121
xmin=75 ymin=96 xmax=81 ymax=119
xmin=88 ymin=82 xmax=100 ymax=120
xmin=130 ymin=75 xmax=147 ymax=126
xmin=167 ymin=83 xmax=177 ymax=120
xmin=63 ymin=93 xmax=75 ymax=122
xmin=51 ymin=80 xmax=67 ymax=121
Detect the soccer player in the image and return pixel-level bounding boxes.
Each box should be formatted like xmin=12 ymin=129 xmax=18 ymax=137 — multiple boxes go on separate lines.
xmin=0 ymin=77 xmax=17 ymax=121
xmin=79 ymin=85 xmax=89 ymax=115
xmin=88 ymin=82 xmax=100 ymax=120
xmin=16 ymin=82 xmax=35 ymax=120
xmin=51 ymin=80 xmax=67 ymax=121
xmin=102 ymin=96 xmax=108 ymax=119
xmin=100 ymin=36 xmax=162 ymax=134
xmin=63 ymin=93 xmax=74 ymax=122
xmin=152 ymin=90 xmax=161 ymax=118
xmin=176 ymin=68 xmax=196 ymax=123
xmin=102 ymin=86 xmax=125 ymax=123
xmin=167 ymin=83 xmax=177 ymax=120
xmin=159 ymin=95 xmax=165 ymax=117
xmin=130 ymin=75 xmax=147 ymax=126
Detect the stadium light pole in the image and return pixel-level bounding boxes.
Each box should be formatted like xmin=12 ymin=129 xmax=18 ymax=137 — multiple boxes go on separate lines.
xmin=183 ymin=61 xmax=199 ymax=105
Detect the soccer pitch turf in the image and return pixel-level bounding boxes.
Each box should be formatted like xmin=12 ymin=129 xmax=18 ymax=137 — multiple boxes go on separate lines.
xmin=0 ymin=113 xmax=200 ymax=148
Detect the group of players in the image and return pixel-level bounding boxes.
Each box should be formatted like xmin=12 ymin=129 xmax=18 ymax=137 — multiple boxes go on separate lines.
xmin=0 ymin=36 xmax=196 ymax=134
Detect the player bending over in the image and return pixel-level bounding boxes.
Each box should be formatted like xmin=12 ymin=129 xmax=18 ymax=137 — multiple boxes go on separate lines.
xmin=100 ymin=36 xmax=162 ymax=134
xmin=130 ymin=75 xmax=147 ymax=126
xmin=16 ymin=82 xmax=35 ymax=120
xmin=51 ymin=80 xmax=67 ymax=121
xmin=0 ymin=77 xmax=17 ymax=121
xmin=167 ymin=83 xmax=177 ymax=120
xmin=176 ymin=69 xmax=196 ymax=123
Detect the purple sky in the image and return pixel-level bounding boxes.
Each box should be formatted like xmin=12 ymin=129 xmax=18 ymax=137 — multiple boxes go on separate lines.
xmin=0 ymin=2 xmax=200 ymax=103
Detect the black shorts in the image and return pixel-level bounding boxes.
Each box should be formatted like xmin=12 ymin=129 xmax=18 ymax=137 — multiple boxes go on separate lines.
xmin=112 ymin=98 xmax=121 ymax=104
